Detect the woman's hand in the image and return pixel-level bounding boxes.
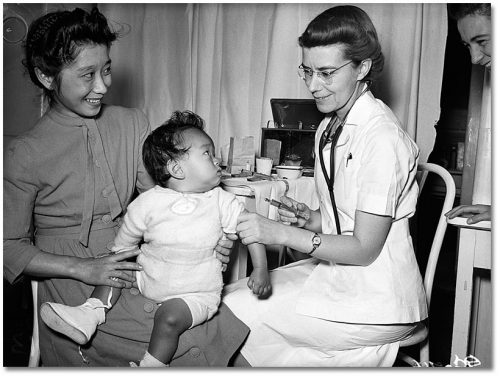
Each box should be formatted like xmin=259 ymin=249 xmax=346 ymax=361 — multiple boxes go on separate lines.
xmin=237 ymin=212 xmax=284 ymax=246
xmin=278 ymin=196 xmax=311 ymax=228
xmin=74 ymin=249 xmax=143 ymax=289
xmin=445 ymin=204 xmax=491 ymax=224
xmin=215 ymin=233 xmax=237 ymax=271
xmin=247 ymin=267 xmax=271 ymax=297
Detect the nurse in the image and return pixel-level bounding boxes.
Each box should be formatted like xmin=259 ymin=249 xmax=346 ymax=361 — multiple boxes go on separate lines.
xmin=229 ymin=5 xmax=427 ymax=366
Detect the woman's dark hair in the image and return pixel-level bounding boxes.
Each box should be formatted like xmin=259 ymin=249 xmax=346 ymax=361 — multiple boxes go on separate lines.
xmin=448 ymin=3 xmax=491 ymax=21
xmin=23 ymin=7 xmax=118 ymax=102
xmin=298 ymin=5 xmax=384 ymax=81
xmin=143 ymin=111 xmax=207 ymax=188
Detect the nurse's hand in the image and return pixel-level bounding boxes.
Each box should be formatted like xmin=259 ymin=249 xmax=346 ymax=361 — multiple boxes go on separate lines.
xmin=278 ymin=196 xmax=311 ymax=228
xmin=215 ymin=233 xmax=237 ymax=271
xmin=76 ymin=249 xmax=142 ymax=288
xmin=237 ymin=212 xmax=283 ymax=246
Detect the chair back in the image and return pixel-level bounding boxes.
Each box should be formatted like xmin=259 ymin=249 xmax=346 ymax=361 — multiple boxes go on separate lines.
xmin=398 ymin=162 xmax=456 ymax=365
xmin=416 ymin=163 xmax=456 ymax=309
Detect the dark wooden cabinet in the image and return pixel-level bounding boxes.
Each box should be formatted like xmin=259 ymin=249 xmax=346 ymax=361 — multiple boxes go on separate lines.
xmin=261 ymin=128 xmax=317 ymax=168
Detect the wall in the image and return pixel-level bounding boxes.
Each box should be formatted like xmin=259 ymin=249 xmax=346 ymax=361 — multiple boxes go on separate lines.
xmin=3 ymin=4 xmax=44 ymax=152
xmin=3 ymin=3 xmax=95 ymax=153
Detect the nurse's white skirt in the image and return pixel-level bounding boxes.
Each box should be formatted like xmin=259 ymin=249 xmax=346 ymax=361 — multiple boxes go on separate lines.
xmin=223 ymin=259 xmax=415 ymax=367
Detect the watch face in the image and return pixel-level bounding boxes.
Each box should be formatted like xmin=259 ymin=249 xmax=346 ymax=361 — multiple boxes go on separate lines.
xmin=312 ymin=234 xmax=321 ymax=246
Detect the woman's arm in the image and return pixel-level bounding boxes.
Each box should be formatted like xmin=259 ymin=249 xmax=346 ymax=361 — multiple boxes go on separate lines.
xmin=237 ymin=209 xmax=391 ymax=266
xmin=22 ymin=249 xmax=142 ymax=288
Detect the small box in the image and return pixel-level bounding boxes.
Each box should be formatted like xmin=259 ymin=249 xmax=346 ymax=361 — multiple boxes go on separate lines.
xmin=227 ymin=136 xmax=255 ymax=174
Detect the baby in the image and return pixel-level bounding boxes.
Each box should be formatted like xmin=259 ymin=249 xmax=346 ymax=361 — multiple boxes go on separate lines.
xmin=40 ymin=110 xmax=271 ymax=367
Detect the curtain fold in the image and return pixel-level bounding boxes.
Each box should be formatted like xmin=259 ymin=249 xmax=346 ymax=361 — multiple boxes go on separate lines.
xmin=100 ymin=3 xmax=447 ymax=163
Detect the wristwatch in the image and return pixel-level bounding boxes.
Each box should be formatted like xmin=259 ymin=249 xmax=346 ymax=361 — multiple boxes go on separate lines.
xmin=308 ymin=233 xmax=321 ymax=255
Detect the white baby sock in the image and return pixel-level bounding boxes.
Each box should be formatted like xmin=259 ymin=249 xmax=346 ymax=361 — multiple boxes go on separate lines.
xmin=138 ymin=351 xmax=169 ymax=367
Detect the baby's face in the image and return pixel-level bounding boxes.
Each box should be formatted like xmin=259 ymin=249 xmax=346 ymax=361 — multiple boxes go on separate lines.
xmin=178 ymin=128 xmax=221 ymax=193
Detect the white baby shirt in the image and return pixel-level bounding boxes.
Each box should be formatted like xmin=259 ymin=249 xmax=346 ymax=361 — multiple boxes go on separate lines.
xmin=112 ymin=186 xmax=244 ymax=303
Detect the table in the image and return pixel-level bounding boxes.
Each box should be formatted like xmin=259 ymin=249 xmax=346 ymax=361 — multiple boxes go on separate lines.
xmin=221 ymin=176 xmax=319 ymax=282
xmin=448 ymin=217 xmax=491 ymax=366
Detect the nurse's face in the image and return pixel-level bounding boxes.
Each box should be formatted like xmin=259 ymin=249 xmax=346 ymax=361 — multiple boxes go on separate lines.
xmin=457 ymin=14 xmax=491 ymax=68
xmin=300 ymin=44 xmax=360 ymax=117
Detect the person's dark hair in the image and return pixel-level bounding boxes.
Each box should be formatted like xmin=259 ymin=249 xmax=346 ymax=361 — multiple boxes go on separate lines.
xmin=298 ymin=5 xmax=384 ymax=81
xmin=23 ymin=7 xmax=118 ymax=103
xmin=143 ymin=111 xmax=207 ymax=188
xmin=448 ymin=3 xmax=491 ymax=21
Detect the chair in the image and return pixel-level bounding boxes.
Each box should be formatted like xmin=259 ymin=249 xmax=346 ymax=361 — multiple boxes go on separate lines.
xmin=396 ymin=162 xmax=456 ymax=366
xmin=28 ymin=280 xmax=40 ymax=367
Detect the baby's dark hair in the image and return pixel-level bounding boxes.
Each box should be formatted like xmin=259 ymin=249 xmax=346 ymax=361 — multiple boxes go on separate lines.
xmin=23 ymin=7 xmax=118 ymax=103
xmin=143 ymin=111 xmax=206 ymax=187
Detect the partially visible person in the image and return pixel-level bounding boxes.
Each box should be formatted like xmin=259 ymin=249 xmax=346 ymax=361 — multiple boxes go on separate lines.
xmin=445 ymin=3 xmax=491 ymax=225
xmin=3 ymin=7 xmax=246 ymax=366
xmin=449 ymin=3 xmax=491 ymax=68
xmin=38 ymin=111 xmax=270 ymax=367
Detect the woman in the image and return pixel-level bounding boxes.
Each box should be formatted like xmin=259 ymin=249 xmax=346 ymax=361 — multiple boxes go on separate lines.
xmin=228 ymin=5 xmax=427 ymax=366
xmin=3 ymin=7 xmax=245 ymax=366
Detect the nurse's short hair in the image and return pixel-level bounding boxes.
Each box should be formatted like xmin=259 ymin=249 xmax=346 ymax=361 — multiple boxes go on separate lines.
xmin=298 ymin=5 xmax=384 ymax=82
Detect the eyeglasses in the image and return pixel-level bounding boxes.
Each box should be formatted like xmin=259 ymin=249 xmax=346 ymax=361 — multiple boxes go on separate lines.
xmin=297 ymin=60 xmax=352 ymax=85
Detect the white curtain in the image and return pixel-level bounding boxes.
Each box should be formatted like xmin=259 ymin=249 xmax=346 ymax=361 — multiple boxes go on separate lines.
xmin=100 ymin=3 xmax=447 ymax=163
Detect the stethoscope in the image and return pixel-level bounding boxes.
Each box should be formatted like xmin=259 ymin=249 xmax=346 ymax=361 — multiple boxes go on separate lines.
xmin=318 ymin=81 xmax=371 ymax=235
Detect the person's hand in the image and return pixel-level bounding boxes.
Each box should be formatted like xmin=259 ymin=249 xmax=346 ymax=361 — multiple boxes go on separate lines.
xmin=445 ymin=204 xmax=491 ymax=224
xmin=215 ymin=233 xmax=237 ymax=271
xmin=237 ymin=212 xmax=283 ymax=246
xmin=247 ymin=267 xmax=271 ymax=297
xmin=278 ymin=196 xmax=311 ymax=228
xmin=75 ymin=249 xmax=142 ymax=289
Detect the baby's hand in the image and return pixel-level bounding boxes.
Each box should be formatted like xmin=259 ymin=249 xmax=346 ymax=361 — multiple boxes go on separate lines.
xmin=247 ymin=267 xmax=271 ymax=297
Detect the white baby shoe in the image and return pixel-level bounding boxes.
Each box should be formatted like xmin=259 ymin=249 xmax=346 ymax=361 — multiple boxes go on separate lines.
xmin=40 ymin=298 xmax=106 ymax=345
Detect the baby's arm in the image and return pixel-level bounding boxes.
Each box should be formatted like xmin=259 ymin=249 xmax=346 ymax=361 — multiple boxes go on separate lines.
xmin=247 ymin=242 xmax=271 ymax=297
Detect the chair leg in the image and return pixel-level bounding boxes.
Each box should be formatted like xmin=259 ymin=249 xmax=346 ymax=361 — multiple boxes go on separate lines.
xmin=28 ymin=280 xmax=40 ymax=367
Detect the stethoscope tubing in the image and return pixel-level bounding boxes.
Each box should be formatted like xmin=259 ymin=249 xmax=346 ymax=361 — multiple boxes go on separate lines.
xmin=317 ymin=82 xmax=371 ymax=235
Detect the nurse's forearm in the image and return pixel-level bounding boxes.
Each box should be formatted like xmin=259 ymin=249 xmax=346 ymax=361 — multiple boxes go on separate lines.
xmin=278 ymin=226 xmax=372 ymax=266
xmin=279 ymin=210 xmax=391 ymax=266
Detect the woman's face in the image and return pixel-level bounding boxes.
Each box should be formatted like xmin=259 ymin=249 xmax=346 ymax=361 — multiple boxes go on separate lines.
xmin=301 ymin=44 xmax=360 ymax=116
xmin=177 ymin=128 xmax=222 ymax=193
xmin=457 ymin=14 xmax=491 ymax=68
xmin=52 ymin=44 xmax=112 ymax=118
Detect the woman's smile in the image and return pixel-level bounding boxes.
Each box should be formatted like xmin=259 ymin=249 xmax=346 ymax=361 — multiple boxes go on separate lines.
xmin=314 ymin=93 xmax=333 ymax=101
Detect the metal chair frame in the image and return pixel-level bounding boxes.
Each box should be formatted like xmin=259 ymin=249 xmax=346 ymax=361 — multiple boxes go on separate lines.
xmin=396 ymin=162 xmax=456 ymax=366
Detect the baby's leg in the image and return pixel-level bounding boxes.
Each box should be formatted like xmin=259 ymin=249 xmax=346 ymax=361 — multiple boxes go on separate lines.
xmin=90 ymin=285 xmax=122 ymax=312
xmin=145 ymin=298 xmax=193 ymax=366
